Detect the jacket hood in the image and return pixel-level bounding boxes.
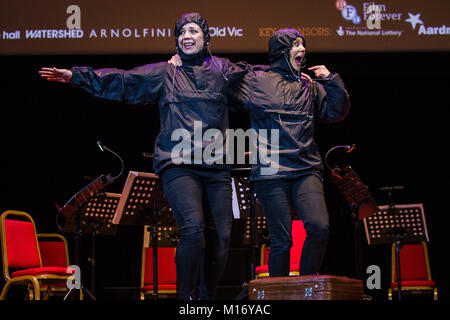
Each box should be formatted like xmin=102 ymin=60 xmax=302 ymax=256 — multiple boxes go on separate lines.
xmin=174 ymin=12 xmax=210 ymax=51
xmin=268 ymin=29 xmax=306 ymax=76
xmin=174 ymin=12 xmax=209 ymax=63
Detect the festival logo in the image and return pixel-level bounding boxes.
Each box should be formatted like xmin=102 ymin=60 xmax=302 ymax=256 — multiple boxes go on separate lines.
xmin=335 ymin=0 xmax=404 ymax=37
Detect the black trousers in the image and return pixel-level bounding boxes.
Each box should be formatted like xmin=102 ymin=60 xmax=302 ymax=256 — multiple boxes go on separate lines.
xmin=160 ymin=166 xmax=233 ymax=300
xmin=254 ymin=174 xmax=329 ymax=276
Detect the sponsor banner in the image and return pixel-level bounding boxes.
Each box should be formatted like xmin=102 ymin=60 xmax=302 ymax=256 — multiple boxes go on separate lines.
xmin=0 ymin=0 xmax=449 ymax=54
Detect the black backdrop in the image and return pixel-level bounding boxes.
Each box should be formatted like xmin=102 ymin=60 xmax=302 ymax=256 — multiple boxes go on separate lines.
xmin=1 ymin=50 xmax=449 ymax=300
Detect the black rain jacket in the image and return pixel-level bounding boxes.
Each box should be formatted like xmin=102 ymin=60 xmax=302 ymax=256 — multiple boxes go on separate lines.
xmin=70 ymin=53 xmax=248 ymax=174
xmin=230 ymin=29 xmax=351 ymax=181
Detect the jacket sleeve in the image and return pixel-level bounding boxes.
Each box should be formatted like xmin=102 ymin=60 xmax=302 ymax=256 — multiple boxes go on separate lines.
xmin=227 ymin=75 xmax=252 ymax=112
xmin=70 ymin=62 xmax=166 ymax=105
xmin=314 ymin=73 xmax=351 ymax=123
xmin=222 ymin=58 xmax=249 ymax=85
xmin=227 ymin=64 xmax=269 ymax=112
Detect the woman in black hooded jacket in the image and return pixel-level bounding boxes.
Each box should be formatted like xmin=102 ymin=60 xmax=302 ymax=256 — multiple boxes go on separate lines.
xmin=39 ymin=13 xmax=248 ymax=300
xmin=229 ymin=29 xmax=351 ymax=277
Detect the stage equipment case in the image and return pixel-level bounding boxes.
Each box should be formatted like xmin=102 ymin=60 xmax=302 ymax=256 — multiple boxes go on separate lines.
xmin=249 ymin=275 xmax=364 ymax=300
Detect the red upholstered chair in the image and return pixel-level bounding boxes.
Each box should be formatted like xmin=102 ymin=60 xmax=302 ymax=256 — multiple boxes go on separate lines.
xmin=0 ymin=210 xmax=75 ymax=300
xmin=36 ymin=233 xmax=77 ymax=298
xmin=140 ymin=227 xmax=177 ymax=299
xmin=255 ymin=219 xmax=307 ymax=278
xmin=38 ymin=233 xmax=70 ymax=268
xmin=388 ymin=241 xmax=438 ymax=300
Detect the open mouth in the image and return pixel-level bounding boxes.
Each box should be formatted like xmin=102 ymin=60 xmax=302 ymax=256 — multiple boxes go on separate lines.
xmin=294 ymin=55 xmax=303 ymax=67
xmin=183 ymin=41 xmax=195 ymax=49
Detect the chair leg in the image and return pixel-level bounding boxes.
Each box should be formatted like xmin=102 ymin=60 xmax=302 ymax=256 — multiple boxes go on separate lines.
xmin=43 ymin=286 xmax=52 ymax=300
xmin=0 ymin=281 xmax=12 ymax=300
xmin=26 ymin=286 xmax=34 ymax=300
xmin=387 ymin=289 xmax=392 ymax=300
xmin=1 ymin=278 xmax=40 ymax=300
xmin=32 ymin=280 xmax=41 ymax=301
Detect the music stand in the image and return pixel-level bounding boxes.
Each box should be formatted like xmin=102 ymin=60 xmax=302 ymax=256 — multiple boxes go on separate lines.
xmin=113 ymin=171 xmax=175 ymax=300
xmin=363 ymin=203 xmax=429 ymax=300
xmin=232 ymin=172 xmax=269 ymax=273
xmin=60 ymin=174 xmax=113 ymax=300
xmin=232 ymin=175 xmax=268 ymax=245
xmin=76 ymin=192 xmax=120 ymax=295
xmin=330 ymin=165 xmax=378 ymax=220
xmin=330 ymin=165 xmax=378 ymax=280
xmin=363 ymin=203 xmax=429 ymax=245
xmin=79 ymin=192 xmax=120 ymax=234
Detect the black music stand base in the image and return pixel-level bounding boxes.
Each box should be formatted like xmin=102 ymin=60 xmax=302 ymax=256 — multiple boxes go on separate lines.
xmin=88 ymin=223 xmax=99 ymax=297
xmin=235 ymin=282 xmax=249 ymax=300
xmin=148 ymin=225 xmax=159 ymax=301
xmin=351 ymin=210 xmax=364 ymax=281
xmin=63 ymin=229 xmax=96 ymax=301
xmin=390 ymin=230 xmax=407 ymax=301
xmin=64 ymin=283 xmax=96 ymax=301
xmin=67 ymin=204 xmax=97 ymax=301
xmin=235 ymin=180 xmax=256 ymax=300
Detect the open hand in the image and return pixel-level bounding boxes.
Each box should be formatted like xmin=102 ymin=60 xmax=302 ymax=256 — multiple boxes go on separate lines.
xmin=39 ymin=67 xmax=72 ymax=83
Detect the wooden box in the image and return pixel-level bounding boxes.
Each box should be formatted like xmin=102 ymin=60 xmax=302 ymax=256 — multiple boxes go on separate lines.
xmin=248 ymin=275 xmax=364 ymax=300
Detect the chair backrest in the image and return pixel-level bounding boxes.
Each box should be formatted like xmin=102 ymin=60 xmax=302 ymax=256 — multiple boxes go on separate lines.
xmin=37 ymin=233 xmax=69 ymax=268
xmin=0 ymin=210 xmax=42 ymax=280
xmin=290 ymin=220 xmax=307 ymax=264
xmin=392 ymin=241 xmax=431 ymax=282
xmin=142 ymin=247 xmax=177 ymax=285
xmin=261 ymin=219 xmax=307 ymax=265
xmin=141 ymin=225 xmax=177 ymax=288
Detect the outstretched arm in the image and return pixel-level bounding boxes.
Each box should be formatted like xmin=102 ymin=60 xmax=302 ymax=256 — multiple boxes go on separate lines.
xmin=39 ymin=67 xmax=73 ymax=83
xmin=39 ymin=63 xmax=165 ymax=105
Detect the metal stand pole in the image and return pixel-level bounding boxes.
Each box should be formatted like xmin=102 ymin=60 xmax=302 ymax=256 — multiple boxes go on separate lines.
xmin=150 ymin=225 xmax=159 ymax=300
xmin=395 ymin=238 xmax=403 ymax=301
xmin=249 ymin=181 xmax=256 ymax=281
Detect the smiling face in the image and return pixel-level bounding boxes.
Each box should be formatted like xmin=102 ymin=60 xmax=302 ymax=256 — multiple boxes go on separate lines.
xmin=177 ymin=22 xmax=205 ymax=55
xmin=289 ymin=37 xmax=306 ymax=71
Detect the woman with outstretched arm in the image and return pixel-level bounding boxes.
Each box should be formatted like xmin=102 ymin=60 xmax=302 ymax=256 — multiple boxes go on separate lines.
xmin=40 ymin=12 xmax=249 ymax=300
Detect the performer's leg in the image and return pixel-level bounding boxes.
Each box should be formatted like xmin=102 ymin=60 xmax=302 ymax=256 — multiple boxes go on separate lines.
xmin=160 ymin=167 xmax=204 ymax=300
xmin=199 ymin=169 xmax=233 ymax=300
xmin=291 ymin=174 xmax=329 ymax=275
xmin=254 ymin=179 xmax=292 ymax=277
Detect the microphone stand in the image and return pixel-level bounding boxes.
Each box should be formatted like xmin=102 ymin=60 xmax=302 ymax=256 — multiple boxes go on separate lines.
xmin=97 ymin=141 xmax=125 ymax=181
xmin=68 ymin=141 xmax=124 ymax=299
xmin=325 ymin=144 xmax=362 ymax=278
xmin=60 ymin=141 xmax=124 ymax=300
xmin=381 ymin=186 xmax=406 ymax=301
xmin=324 ymin=144 xmax=356 ymax=171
